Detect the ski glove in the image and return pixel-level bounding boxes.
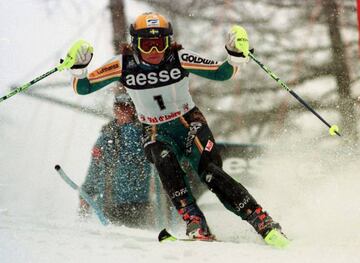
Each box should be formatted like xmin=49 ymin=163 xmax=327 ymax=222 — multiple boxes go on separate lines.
xmin=58 ymin=40 xmax=93 ymax=78
xmin=225 ymin=25 xmax=250 ymax=65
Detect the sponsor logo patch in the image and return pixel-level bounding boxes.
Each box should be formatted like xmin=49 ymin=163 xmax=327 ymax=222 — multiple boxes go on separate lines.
xmin=205 ymin=140 xmax=214 ymax=152
xmin=144 ymin=111 xmax=182 ymax=124
xmin=160 ymin=150 xmax=169 ymax=158
xmin=235 ymin=196 xmax=251 ymax=211
xmin=181 ymin=53 xmax=216 ymax=65
xmin=185 ymin=122 xmax=202 ymax=155
xmin=205 ymin=173 xmax=213 ymax=183
xmin=170 ymin=188 xmax=188 ymax=199
xmin=183 ymin=103 xmax=189 ymax=112
xmin=89 ymin=61 xmax=120 ymax=80
xmin=146 ymin=18 xmax=160 ymax=27
xmin=124 ymin=68 xmax=182 ymax=87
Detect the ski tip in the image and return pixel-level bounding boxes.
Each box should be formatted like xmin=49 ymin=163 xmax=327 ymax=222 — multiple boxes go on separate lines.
xmin=54 ymin=164 xmax=61 ymax=171
xmin=264 ymin=229 xmax=290 ymax=249
xmin=158 ymin=228 xmax=177 ymax=242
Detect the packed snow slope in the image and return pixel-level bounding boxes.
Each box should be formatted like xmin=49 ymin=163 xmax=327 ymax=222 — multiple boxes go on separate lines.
xmin=1 ymin=99 xmax=359 ymax=263
xmin=1 ymin=1 xmax=359 ymax=262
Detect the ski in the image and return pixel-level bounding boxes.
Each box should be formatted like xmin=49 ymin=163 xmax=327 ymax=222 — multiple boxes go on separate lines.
xmin=158 ymin=228 xmax=220 ymax=242
xmin=158 ymin=228 xmax=289 ymax=248
xmin=54 ymin=164 xmax=109 ymax=226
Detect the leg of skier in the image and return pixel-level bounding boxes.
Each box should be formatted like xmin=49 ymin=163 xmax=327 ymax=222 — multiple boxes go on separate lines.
xmin=183 ymin=109 xmax=288 ymax=247
xmin=144 ymin=140 xmax=214 ymax=240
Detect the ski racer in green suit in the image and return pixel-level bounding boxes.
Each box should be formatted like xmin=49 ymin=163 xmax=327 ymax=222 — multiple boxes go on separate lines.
xmin=79 ymin=93 xmax=153 ymax=227
xmin=64 ymin=12 xmax=289 ymax=247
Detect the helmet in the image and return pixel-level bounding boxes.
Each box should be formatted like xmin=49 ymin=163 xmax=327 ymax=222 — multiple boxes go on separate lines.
xmin=130 ymin=12 xmax=173 ymax=39
xmin=130 ymin=12 xmax=173 ymax=54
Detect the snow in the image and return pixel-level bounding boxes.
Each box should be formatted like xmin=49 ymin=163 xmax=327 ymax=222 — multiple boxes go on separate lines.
xmin=1 ymin=132 xmax=359 ymax=263
xmin=1 ymin=1 xmax=360 ymax=263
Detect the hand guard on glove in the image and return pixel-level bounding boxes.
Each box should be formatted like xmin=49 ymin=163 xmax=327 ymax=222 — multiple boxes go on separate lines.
xmin=58 ymin=40 xmax=93 ymax=78
xmin=225 ymin=25 xmax=250 ymax=66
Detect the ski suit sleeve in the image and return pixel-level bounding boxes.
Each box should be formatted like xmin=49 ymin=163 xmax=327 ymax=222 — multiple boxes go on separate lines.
xmin=178 ymin=49 xmax=238 ymax=81
xmin=81 ymin=131 xmax=108 ymax=197
xmin=72 ymin=55 xmax=123 ymax=95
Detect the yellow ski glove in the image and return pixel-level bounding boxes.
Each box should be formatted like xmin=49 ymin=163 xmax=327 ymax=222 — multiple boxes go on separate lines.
xmin=225 ymin=25 xmax=250 ymax=65
xmin=58 ymin=40 xmax=93 ymax=72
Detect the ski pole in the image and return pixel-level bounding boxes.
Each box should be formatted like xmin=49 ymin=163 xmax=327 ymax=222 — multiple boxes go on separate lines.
xmin=0 ymin=67 xmax=58 ymax=103
xmin=54 ymin=165 xmax=109 ymax=226
xmin=249 ymin=52 xmax=340 ymax=137
xmin=0 ymin=39 xmax=91 ymax=103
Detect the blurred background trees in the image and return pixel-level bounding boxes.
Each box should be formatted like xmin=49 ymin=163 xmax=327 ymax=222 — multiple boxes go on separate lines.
xmin=18 ymin=0 xmax=360 ymax=144
xmin=133 ymin=0 xmax=359 ymax=143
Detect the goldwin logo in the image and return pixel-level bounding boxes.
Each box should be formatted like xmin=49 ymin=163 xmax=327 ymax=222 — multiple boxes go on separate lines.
xmin=181 ymin=53 xmax=216 ymax=65
xmin=125 ymin=68 xmax=182 ymax=86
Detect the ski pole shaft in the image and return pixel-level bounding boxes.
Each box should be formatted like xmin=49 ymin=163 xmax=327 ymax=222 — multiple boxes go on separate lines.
xmin=54 ymin=165 xmax=109 ymax=226
xmin=249 ymin=52 xmax=341 ymax=137
xmin=0 ymin=67 xmax=59 ymax=103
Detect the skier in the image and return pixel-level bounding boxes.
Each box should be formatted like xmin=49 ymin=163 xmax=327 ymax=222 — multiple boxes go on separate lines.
xmin=79 ymin=92 xmax=153 ymax=228
xmin=64 ymin=12 xmax=288 ymax=247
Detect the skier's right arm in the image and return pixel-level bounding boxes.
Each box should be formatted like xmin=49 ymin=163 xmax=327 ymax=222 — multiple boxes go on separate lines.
xmin=63 ymin=40 xmax=122 ymax=95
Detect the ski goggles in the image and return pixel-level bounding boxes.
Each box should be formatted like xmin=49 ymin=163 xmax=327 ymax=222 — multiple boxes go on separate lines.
xmin=137 ymin=36 xmax=169 ymax=54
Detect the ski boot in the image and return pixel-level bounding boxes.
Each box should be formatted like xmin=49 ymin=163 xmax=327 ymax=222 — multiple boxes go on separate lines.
xmin=178 ymin=203 xmax=215 ymax=241
xmin=247 ymin=207 xmax=289 ymax=248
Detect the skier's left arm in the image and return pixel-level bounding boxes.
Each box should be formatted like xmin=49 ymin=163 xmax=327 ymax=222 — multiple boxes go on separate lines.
xmin=179 ymin=25 xmax=250 ymax=81
xmin=179 ymin=49 xmax=236 ymax=81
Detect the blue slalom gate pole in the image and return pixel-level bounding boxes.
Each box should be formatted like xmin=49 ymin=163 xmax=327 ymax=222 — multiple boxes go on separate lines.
xmin=54 ymin=164 xmax=109 ymax=226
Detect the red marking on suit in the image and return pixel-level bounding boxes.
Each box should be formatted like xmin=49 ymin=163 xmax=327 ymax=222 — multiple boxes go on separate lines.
xmin=205 ymin=140 xmax=214 ymax=152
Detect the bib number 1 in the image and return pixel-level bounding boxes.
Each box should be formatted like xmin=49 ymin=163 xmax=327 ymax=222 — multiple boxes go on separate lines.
xmin=153 ymin=95 xmax=166 ymax=110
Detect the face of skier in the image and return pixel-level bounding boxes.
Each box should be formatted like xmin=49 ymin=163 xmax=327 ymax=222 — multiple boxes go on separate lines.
xmin=138 ymin=36 xmax=169 ymax=65
xmin=114 ymin=102 xmax=135 ymax=124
